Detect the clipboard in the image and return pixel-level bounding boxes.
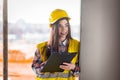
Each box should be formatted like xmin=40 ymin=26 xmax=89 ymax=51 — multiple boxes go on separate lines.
xmin=41 ymin=52 xmax=77 ymax=72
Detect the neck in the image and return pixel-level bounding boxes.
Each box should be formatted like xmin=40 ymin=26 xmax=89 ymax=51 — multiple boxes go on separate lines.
xmin=60 ymin=37 xmax=67 ymax=42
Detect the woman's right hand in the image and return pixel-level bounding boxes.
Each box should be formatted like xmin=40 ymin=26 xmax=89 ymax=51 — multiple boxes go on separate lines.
xmin=37 ymin=61 xmax=47 ymax=74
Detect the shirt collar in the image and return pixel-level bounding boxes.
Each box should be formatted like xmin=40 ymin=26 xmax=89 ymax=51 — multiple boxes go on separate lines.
xmin=59 ymin=39 xmax=68 ymax=46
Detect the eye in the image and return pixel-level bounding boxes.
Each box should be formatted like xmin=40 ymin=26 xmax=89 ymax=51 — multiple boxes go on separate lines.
xmin=58 ymin=24 xmax=62 ymax=27
xmin=64 ymin=23 xmax=69 ymax=28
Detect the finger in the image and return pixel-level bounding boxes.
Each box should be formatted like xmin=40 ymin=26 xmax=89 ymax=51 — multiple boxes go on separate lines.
xmin=60 ymin=65 xmax=67 ymax=68
xmin=59 ymin=65 xmax=71 ymax=70
xmin=59 ymin=65 xmax=66 ymax=69
xmin=63 ymin=62 xmax=70 ymax=65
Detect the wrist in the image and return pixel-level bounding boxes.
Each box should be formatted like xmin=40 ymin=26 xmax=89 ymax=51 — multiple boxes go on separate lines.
xmin=71 ymin=65 xmax=76 ymax=70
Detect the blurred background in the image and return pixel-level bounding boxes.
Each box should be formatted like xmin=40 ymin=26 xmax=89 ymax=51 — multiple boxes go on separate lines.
xmin=0 ymin=0 xmax=81 ymax=80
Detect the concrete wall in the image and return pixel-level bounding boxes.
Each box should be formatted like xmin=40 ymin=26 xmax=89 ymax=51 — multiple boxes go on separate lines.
xmin=80 ymin=0 xmax=120 ymax=80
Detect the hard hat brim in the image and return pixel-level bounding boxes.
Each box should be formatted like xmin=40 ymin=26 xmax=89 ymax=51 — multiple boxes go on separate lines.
xmin=49 ymin=17 xmax=70 ymax=28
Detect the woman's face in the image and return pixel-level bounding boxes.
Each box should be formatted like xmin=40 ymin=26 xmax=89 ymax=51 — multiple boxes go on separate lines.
xmin=58 ymin=19 xmax=69 ymax=41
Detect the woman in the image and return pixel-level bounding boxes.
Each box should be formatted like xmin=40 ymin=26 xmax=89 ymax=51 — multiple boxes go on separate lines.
xmin=32 ymin=9 xmax=80 ymax=80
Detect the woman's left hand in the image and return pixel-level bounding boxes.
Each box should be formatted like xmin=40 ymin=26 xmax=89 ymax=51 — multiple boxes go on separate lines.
xmin=59 ymin=62 xmax=75 ymax=70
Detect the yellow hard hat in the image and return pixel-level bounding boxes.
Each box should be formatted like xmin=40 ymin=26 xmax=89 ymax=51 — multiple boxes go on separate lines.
xmin=49 ymin=9 xmax=70 ymax=28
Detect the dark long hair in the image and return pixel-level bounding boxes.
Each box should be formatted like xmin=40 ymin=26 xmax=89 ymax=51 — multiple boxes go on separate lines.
xmin=50 ymin=18 xmax=72 ymax=51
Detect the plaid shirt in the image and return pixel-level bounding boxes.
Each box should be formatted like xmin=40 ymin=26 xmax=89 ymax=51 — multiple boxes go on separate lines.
xmin=32 ymin=40 xmax=80 ymax=76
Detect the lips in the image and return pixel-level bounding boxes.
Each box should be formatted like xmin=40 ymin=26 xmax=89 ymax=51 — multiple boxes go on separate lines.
xmin=61 ymin=32 xmax=67 ymax=35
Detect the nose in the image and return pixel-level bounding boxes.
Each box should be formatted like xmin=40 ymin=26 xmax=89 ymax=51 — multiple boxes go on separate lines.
xmin=61 ymin=26 xmax=66 ymax=32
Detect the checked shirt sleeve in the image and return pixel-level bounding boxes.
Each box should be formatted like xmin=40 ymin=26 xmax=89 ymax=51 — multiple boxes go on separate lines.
xmin=31 ymin=49 xmax=46 ymax=75
xmin=71 ymin=53 xmax=80 ymax=77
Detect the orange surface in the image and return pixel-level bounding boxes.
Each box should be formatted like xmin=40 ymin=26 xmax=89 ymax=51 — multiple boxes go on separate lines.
xmin=0 ymin=49 xmax=36 ymax=80
xmin=0 ymin=62 xmax=36 ymax=80
xmin=0 ymin=49 xmax=79 ymax=80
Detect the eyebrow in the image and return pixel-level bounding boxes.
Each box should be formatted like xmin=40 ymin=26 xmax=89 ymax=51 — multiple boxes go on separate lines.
xmin=58 ymin=23 xmax=69 ymax=26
